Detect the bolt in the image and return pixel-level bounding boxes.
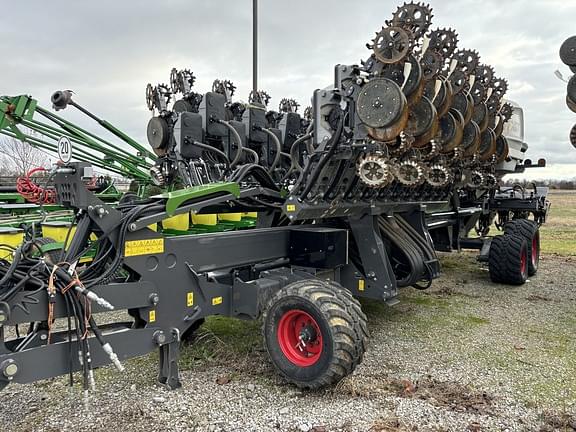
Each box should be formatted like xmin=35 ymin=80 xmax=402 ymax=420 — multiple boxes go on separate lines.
xmin=153 ymin=331 xmax=166 ymax=345
xmin=1 ymin=360 xmax=18 ymax=378
xmin=149 ymin=294 xmax=160 ymax=306
xmin=0 ymin=313 xmax=6 ymax=323
xmin=129 ymin=223 xmax=137 ymax=232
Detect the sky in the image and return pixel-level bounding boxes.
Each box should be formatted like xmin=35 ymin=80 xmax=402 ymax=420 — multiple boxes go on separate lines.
xmin=2 ymin=0 xmax=576 ymax=180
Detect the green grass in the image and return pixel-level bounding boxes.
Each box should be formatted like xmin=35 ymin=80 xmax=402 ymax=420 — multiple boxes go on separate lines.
xmin=459 ymin=314 xmax=490 ymax=326
xmin=540 ymin=191 xmax=576 ymax=256
xmin=403 ymin=294 xmax=450 ymax=308
xmin=179 ymin=316 xmax=262 ymax=370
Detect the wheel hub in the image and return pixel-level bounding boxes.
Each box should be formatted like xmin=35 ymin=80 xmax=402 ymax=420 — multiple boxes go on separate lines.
xmin=277 ymin=309 xmax=323 ymax=367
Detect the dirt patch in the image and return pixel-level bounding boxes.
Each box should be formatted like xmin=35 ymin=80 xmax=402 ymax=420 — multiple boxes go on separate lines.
xmin=369 ymin=417 xmax=415 ymax=431
xmin=337 ymin=373 xmax=494 ymax=416
xmin=388 ymin=377 xmax=494 ymax=416
xmin=539 ymin=410 xmax=576 ymax=431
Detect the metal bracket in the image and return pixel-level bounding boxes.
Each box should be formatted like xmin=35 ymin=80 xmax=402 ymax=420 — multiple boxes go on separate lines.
xmin=158 ymin=329 xmax=182 ymax=390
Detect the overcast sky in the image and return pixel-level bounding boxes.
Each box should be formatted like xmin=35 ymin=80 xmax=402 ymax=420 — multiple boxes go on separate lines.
xmin=2 ymin=0 xmax=576 ymax=179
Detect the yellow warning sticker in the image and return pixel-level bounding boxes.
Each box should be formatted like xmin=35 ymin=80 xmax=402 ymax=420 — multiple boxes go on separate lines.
xmin=212 ymin=296 xmax=223 ymax=306
xmin=358 ymin=279 xmax=365 ymax=291
xmin=187 ymin=292 xmax=194 ymax=307
xmin=286 ymin=204 xmax=296 ymax=212
xmin=125 ymin=238 xmax=164 ymax=257
xmin=149 ymin=310 xmax=156 ymax=323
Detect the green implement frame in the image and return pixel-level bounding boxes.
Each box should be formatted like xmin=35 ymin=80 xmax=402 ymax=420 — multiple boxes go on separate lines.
xmin=0 ymin=94 xmax=154 ymax=182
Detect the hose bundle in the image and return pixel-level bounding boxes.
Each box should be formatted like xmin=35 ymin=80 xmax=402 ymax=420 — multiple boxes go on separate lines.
xmin=378 ymin=214 xmax=438 ymax=289
xmin=16 ymin=167 xmax=56 ymax=204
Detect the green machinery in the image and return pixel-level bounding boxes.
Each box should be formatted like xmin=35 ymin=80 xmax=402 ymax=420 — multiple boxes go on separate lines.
xmin=0 ymin=92 xmax=154 ymax=182
xmin=0 ymin=92 xmax=259 ymax=252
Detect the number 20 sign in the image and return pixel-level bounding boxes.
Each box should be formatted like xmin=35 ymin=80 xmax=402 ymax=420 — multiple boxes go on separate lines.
xmin=57 ymin=136 xmax=72 ymax=163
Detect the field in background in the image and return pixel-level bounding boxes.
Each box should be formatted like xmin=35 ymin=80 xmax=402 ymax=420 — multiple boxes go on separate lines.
xmin=540 ymin=190 xmax=576 ymax=256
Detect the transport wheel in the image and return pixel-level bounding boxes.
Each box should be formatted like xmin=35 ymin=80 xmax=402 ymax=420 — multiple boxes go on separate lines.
xmin=488 ymin=234 xmax=529 ymax=285
xmin=323 ymin=280 xmax=369 ymax=369
xmin=503 ymin=219 xmax=540 ymax=276
xmin=262 ymin=280 xmax=367 ymax=389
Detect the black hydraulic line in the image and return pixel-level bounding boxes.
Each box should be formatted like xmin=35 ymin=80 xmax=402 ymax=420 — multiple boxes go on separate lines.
xmin=0 ymin=248 xmax=22 ymax=287
xmin=260 ymin=127 xmax=282 ymax=173
xmin=242 ymin=147 xmax=259 ymax=164
xmin=82 ymin=203 xmax=164 ymax=287
xmin=230 ymin=164 xmax=279 ymax=191
xmin=62 ymin=292 xmax=75 ymax=387
xmin=395 ymin=216 xmax=436 ymax=262
xmin=289 ymin=133 xmax=313 ymax=172
xmin=192 ymin=141 xmax=230 ymax=167
xmin=323 ymin=159 xmax=348 ymax=199
xmin=217 ymin=120 xmax=244 ymax=168
xmin=229 ymin=163 xmax=253 ymax=182
xmin=299 ymin=114 xmax=344 ymax=200
xmin=66 ymin=291 xmax=90 ymax=392
xmin=378 ymin=216 xmax=426 ymax=288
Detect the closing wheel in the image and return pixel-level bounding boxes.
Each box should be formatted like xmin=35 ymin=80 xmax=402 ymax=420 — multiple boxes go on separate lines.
xmin=488 ymin=234 xmax=529 ymax=285
xmin=504 ymin=219 xmax=540 ymax=276
xmin=262 ymin=280 xmax=368 ymax=389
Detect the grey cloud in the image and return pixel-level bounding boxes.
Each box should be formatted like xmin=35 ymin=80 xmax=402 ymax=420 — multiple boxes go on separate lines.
xmin=2 ymin=0 xmax=576 ymax=173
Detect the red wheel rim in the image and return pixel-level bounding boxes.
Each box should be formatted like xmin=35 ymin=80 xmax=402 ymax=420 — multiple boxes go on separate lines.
xmin=277 ymin=309 xmax=323 ymax=367
xmin=520 ymin=248 xmax=527 ymax=275
xmin=531 ymin=234 xmax=539 ymax=266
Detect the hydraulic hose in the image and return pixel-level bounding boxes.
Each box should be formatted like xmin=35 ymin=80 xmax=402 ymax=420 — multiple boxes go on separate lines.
xmin=300 ymin=114 xmax=344 ymax=200
xmin=260 ymin=127 xmax=282 ymax=173
xmin=0 ymin=247 xmax=22 ymax=287
xmin=378 ymin=216 xmax=426 ymax=288
xmin=289 ymin=133 xmax=313 ymax=172
xmin=230 ymin=163 xmax=279 ymax=191
xmin=242 ymin=147 xmax=260 ymax=164
xmin=192 ymin=141 xmax=230 ymax=167
xmin=217 ymin=120 xmax=244 ymax=168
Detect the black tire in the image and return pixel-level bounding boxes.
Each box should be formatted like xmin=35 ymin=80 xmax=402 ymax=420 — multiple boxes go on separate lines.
xmin=262 ymin=280 xmax=367 ymax=389
xmin=32 ymin=237 xmax=63 ymax=265
xmin=324 ymin=280 xmax=369 ymax=369
xmin=503 ymin=219 xmax=540 ymax=276
xmin=488 ymin=234 xmax=529 ymax=285
xmin=295 ymin=279 xmax=369 ymax=369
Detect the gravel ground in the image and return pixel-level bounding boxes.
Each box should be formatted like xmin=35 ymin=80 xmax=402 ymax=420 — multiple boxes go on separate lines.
xmin=0 ymin=253 xmax=575 ymax=432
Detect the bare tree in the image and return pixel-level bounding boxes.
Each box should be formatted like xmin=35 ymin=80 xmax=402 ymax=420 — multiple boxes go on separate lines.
xmin=0 ymin=137 xmax=50 ymax=176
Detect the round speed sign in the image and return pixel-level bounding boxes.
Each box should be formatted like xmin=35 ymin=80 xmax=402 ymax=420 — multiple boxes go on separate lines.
xmin=57 ymin=136 xmax=73 ymax=163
